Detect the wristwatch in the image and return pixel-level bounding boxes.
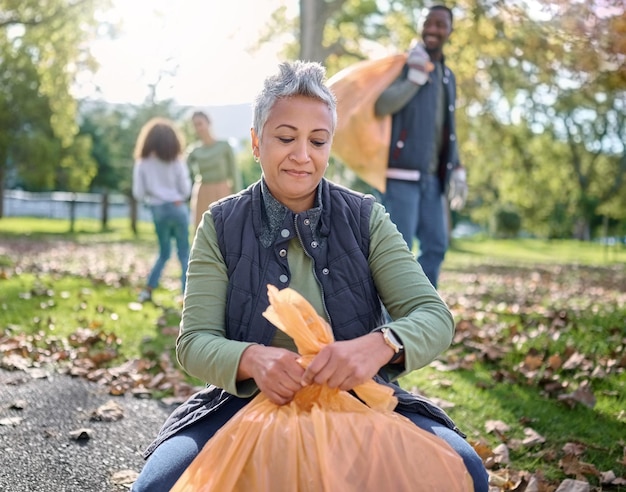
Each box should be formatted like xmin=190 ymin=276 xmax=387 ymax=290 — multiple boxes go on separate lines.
xmin=375 ymin=327 xmax=405 ymax=363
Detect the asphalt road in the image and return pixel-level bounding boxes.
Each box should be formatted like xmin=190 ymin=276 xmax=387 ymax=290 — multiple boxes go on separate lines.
xmin=0 ymin=368 xmax=176 ymax=492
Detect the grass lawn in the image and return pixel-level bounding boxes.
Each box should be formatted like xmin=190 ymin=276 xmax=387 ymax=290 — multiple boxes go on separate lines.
xmin=1 ymin=217 xmax=625 ymax=490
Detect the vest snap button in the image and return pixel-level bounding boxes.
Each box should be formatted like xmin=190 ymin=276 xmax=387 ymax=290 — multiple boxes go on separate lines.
xmin=280 ymin=229 xmax=290 ymax=238
xmin=322 ymin=268 xmax=329 ymax=275
xmin=279 ymin=274 xmax=289 ymax=283
xmin=279 ymin=249 xmax=287 ymax=257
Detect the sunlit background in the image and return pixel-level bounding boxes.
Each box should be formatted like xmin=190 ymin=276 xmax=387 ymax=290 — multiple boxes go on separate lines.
xmin=73 ymin=0 xmax=296 ymax=106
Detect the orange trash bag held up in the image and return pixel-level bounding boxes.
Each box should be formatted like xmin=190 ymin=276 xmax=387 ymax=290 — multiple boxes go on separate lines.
xmin=328 ymin=53 xmax=408 ymax=194
xmin=171 ymin=285 xmax=474 ymax=492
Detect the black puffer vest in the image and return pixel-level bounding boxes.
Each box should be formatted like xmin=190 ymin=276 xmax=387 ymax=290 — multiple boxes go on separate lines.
xmin=212 ymin=178 xmax=384 ymax=343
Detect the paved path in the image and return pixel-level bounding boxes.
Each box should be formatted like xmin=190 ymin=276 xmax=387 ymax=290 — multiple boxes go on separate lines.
xmin=0 ymin=368 xmax=176 ymax=492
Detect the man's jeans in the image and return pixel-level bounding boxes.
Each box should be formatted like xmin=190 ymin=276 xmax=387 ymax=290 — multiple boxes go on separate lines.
xmin=147 ymin=202 xmax=190 ymax=293
xmin=383 ymin=174 xmax=448 ymax=288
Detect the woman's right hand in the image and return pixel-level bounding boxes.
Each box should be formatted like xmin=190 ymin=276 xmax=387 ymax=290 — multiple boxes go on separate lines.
xmin=238 ymin=344 xmax=305 ymax=405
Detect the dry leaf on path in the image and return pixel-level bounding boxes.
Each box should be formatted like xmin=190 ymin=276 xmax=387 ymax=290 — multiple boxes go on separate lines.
xmin=69 ymin=427 xmax=94 ymax=441
xmin=90 ymin=400 xmax=124 ymax=422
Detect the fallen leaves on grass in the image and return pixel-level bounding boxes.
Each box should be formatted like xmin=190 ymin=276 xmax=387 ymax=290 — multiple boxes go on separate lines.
xmin=1 ymin=240 xmax=625 ymax=491
xmin=440 ymin=264 xmax=626 ymax=491
xmin=0 ymin=328 xmax=198 ymax=401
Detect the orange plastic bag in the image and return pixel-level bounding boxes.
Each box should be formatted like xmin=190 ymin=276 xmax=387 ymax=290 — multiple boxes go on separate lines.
xmin=328 ymin=54 xmax=407 ymax=193
xmin=171 ymin=285 xmax=473 ymax=492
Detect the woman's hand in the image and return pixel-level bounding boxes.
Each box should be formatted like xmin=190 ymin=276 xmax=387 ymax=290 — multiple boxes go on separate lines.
xmin=238 ymin=344 xmax=305 ymax=405
xmin=301 ymin=333 xmax=394 ymax=391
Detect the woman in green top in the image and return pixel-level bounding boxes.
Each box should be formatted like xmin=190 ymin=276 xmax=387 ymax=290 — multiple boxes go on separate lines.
xmin=187 ymin=111 xmax=242 ymax=228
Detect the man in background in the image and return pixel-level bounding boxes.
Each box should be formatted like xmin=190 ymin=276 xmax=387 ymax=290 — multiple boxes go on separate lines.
xmin=375 ymin=5 xmax=467 ymax=288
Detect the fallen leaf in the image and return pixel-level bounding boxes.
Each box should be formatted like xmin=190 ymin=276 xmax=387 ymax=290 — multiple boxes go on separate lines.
xmin=547 ymin=353 xmax=563 ymax=370
xmin=562 ymin=352 xmax=586 ymax=371
xmin=522 ymin=427 xmax=546 ymax=446
xmin=599 ymin=470 xmax=616 ymax=484
xmin=10 ymin=399 xmax=27 ymax=410
xmin=557 ymin=386 xmax=596 ymax=409
xmin=0 ymin=417 xmax=23 ymax=426
xmin=559 ymin=454 xmax=600 ymax=480
xmin=471 ymin=439 xmax=494 ymax=460
xmin=493 ymin=443 xmax=510 ymax=465
xmin=554 ymin=478 xmax=590 ymax=491
xmin=69 ymin=427 xmax=94 ymax=441
xmin=488 ymin=470 xmax=515 ymax=488
xmin=486 ymin=419 xmax=511 ymax=434
xmin=111 ymin=469 xmax=139 ymax=485
xmin=523 ymin=353 xmax=544 ymax=371
xmin=562 ymin=442 xmax=586 ymax=456
xmin=90 ymin=400 xmax=124 ymax=422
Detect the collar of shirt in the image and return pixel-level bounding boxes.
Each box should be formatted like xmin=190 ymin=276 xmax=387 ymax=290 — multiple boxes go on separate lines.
xmin=259 ymin=179 xmax=323 ymax=247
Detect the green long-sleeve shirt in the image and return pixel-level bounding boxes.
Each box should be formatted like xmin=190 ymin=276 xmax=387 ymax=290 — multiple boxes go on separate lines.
xmin=187 ymin=140 xmax=242 ymax=191
xmin=177 ymin=201 xmax=455 ymax=397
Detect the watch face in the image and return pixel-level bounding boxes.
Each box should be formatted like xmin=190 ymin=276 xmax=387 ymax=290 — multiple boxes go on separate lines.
xmin=385 ymin=328 xmax=403 ymax=350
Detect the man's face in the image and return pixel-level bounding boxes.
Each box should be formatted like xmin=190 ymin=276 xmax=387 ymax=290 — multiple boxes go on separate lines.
xmin=421 ymin=9 xmax=452 ymax=54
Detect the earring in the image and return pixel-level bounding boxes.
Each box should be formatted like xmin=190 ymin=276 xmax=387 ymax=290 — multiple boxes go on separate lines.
xmin=253 ymin=155 xmax=260 ymax=163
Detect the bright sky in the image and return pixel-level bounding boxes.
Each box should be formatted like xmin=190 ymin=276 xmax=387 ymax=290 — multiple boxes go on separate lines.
xmin=74 ymin=0 xmax=297 ymax=106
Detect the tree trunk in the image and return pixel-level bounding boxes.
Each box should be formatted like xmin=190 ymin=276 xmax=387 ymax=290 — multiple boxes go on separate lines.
xmin=130 ymin=194 xmax=138 ymax=236
xmin=0 ymin=164 xmax=5 ymax=218
xmin=100 ymin=192 xmax=109 ymax=231
xmin=299 ymin=0 xmax=345 ymax=62
xmin=69 ymin=194 xmax=77 ymax=233
xmin=573 ymin=218 xmax=590 ymax=241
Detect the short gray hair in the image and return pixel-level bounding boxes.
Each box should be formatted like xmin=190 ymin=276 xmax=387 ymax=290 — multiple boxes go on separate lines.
xmin=252 ymin=60 xmax=337 ymax=140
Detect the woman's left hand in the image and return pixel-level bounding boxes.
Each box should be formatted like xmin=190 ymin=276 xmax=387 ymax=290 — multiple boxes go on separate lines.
xmin=300 ymin=333 xmax=394 ymax=390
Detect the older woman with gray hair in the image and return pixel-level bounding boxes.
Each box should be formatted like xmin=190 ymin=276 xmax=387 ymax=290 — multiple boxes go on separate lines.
xmin=131 ymin=60 xmax=488 ymax=492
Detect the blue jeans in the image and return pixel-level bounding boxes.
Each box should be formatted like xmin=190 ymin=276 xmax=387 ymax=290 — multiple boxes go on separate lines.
xmin=383 ymin=175 xmax=448 ymax=288
xmin=131 ymin=397 xmax=249 ymax=492
xmin=147 ymin=202 xmax=190 ymax=293
xmin=131 ymin=397 xmax=489 ymax=492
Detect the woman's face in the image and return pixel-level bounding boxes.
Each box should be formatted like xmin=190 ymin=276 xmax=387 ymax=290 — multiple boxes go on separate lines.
xmin=192 ymin=115 xmax=210 ymax=138
xmin=252 ymin=95 xmax=333 ymax=213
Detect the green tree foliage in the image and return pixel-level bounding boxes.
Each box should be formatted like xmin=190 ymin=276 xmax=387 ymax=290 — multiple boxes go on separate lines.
xmin=78 ymin=102 xmax=136 ymax=193
xmin=457 ymin=0 xmax=626 ymax=239
xmin=78 ymin=99 xmax=186 ymax=196
xmin=0 ymin=0 xmax=109 ymax=216
xmin=236 ymin=144 xmax=262 ymax=189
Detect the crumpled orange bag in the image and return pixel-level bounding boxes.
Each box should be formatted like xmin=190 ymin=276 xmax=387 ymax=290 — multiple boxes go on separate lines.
xmin=171 ymin=285 xmax=473 ymax=492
